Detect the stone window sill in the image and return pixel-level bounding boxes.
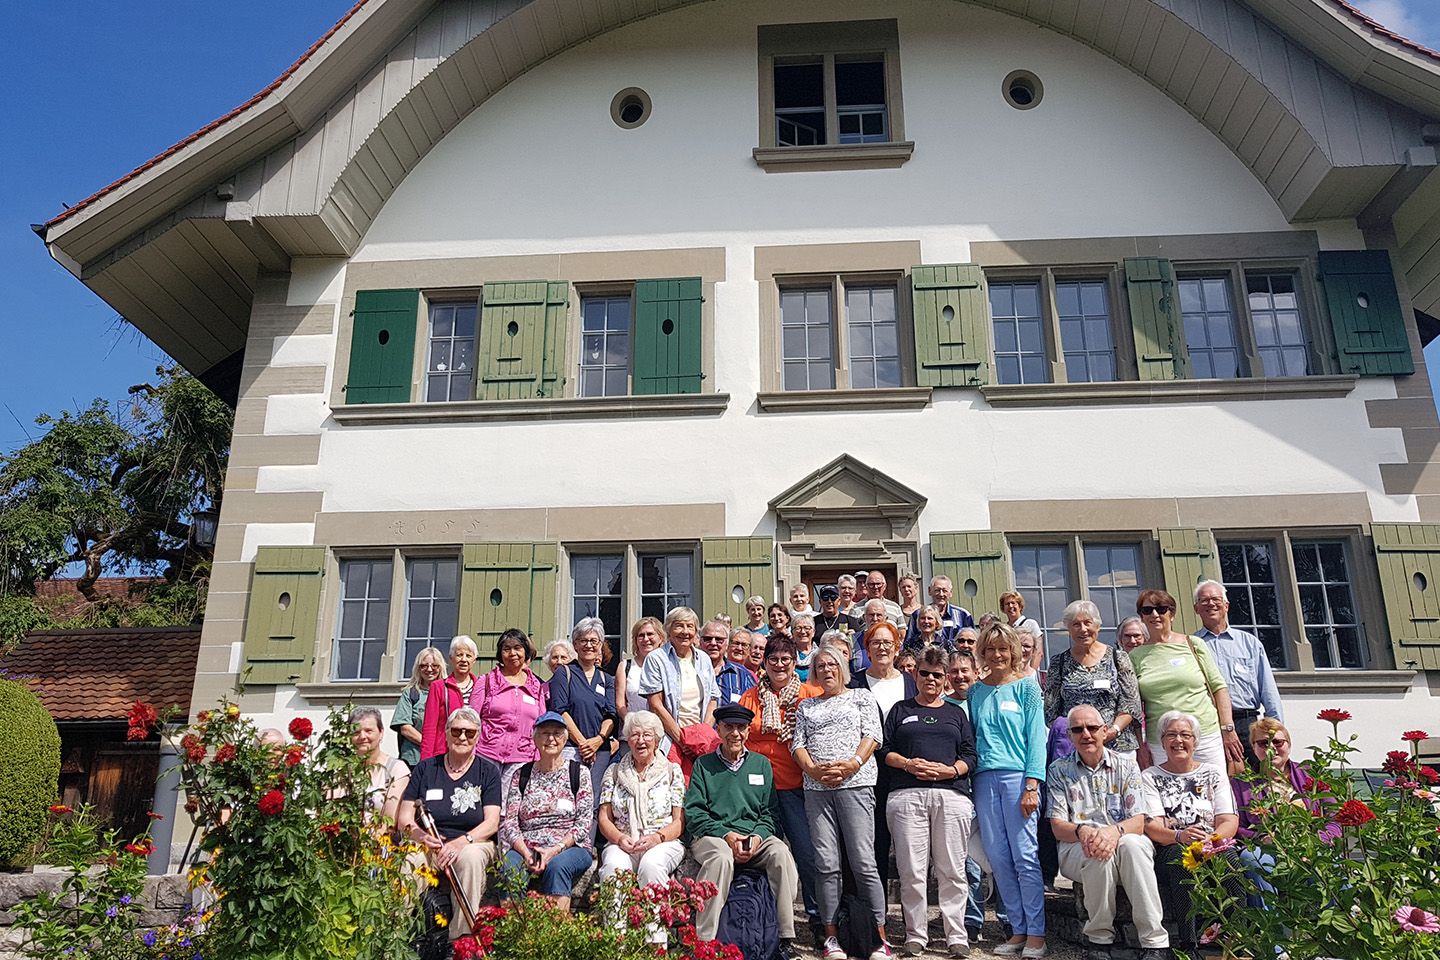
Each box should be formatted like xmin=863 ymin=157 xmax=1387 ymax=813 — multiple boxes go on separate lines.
xmin=756 ymin=386 xmax=932 ymax=413
xmin=331 ymin=392 xmax=730 ymax=425
xmin=752 ymin=141 xmax=914 ymax=172
xmin=980 ymin=374 xmax=1358 ymax=408
xmin=295 ymin=682 xmax=407 ymax=705
xmin=1275 ymin=669 xmax=1415 ymax=695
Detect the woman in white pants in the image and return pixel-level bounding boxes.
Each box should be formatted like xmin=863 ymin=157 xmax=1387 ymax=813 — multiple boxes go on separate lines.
xmin=597 ymin=710 xmax=686 ymax=941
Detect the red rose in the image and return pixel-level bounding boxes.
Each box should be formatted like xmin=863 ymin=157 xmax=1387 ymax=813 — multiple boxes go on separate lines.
xmin=1402 ymin=730 xmax=1430 ymax=743
xmin=283 ymin=745 xmax=304 ymax=768
xmin=257 ymin=790 xmax=285 ymax=816
xmin=1316 ymin=709 xmax=1351 ymax=724
xmin=288 ymin=717 xmax=313 ymax=740
xmin=1335 ymin=799 xmax=1377 ymax=826
xmin=214 ymin=744 xmax=236 ymax=763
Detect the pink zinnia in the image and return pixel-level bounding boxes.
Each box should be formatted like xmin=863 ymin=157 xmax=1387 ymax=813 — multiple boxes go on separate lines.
xmin=1402 ymin=730 xmax=1430 ymax=743
xmin=1395 ymin=906 xmax=1440 ymax=934
xmin=1199 ymin=923 xmax=1222 ymax=945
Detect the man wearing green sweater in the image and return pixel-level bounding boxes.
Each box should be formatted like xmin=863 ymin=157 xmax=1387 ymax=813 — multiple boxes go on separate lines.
xmin=685 ymin=703 xmax=799 ymax=955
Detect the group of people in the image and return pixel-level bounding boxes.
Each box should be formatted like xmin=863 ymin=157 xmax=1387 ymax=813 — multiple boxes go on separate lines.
xmin=342 ymin=572 xmax=1291 ymax=960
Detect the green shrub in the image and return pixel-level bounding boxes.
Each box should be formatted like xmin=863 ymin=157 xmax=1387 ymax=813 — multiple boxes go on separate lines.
xmin=0 ymin=679 xmax=62 ymax=866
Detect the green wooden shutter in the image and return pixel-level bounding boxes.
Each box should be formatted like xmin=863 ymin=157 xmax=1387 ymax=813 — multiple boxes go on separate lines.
xmin=634 ymin=278 xmax=703 ymax=395
xmin=457 ymin=542 xmax=559 ymax=665
xmin=346 ymin=289 xmax=418 ymax=404
xmin=911 ymin=264 xmax=991 ymax=387
xmin=701 ymin=537 xmax=774 ymax=625
xmin=1124 ymin=258 xmax=1188 ymax=381
xmin=242 ymin=546 xmax=326 ymax=684
xmin=930 ymin=531 xmax=1008 ymax=611
xmin=1159 ymin=528 xmax=1215 ymax=634
xmin=1372 ymin=523 xmax=1440 ymax=670
xmin=478 ymin=281 xmax=569 ymax=399
xmin=1319 ymin=250 xmax=1415 ymax=377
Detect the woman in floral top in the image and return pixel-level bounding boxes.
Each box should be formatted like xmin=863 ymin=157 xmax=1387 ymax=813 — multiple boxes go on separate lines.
xmin=1044 ymin=600 xmax=1142 ymax=756
xmin=498 ymin=712 xmax=594 ymax=912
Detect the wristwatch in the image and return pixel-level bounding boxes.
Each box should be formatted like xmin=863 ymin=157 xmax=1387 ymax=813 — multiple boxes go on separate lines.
xmin=1220 ymin=724 xmax=1236 ymax=733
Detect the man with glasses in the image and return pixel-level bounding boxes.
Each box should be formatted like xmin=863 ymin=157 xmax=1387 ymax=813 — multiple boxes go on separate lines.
xmin=1048 ymin=705 xmax=1168 ymax=960
xmin=1192 ymin=580 xmax=1283 ymax=748
xmin=864 ymin=570 xmax=905 ymax=626
xmin=701 ymin=620 xmax=757 ymax=706
xmin=851 ymin=598 xmax=894 ymax=672
xmin=906 ymin=575 xmax=975 ymax=647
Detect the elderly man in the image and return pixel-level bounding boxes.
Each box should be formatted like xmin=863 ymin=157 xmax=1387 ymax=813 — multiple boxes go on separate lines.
xmin=849 ymin=598 xmax=892 ymax=672
xmin=1192 ymin=579 xmax=1283 ymax=748
xmin=700 ymin=619 xmax=757 ymax=707
xmin=1048 ymin=705 xmax=1168 ymax=960
xmin=905 ymin=575 xmax=975 ymax=646
xmin=814 ymin=584 xmax=861 ymax=637
xmin=863 ymin=570 xmax=905 ymax=626
xmin=685 ymin=703 xmax=799 ymax=959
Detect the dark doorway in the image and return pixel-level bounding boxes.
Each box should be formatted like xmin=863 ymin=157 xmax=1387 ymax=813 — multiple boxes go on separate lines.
xmin=799 ymin=563 xmax=898 ymax=606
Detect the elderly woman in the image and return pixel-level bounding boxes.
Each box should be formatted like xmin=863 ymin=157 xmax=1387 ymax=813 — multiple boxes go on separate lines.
xmin=880 ymin=646 xmax=979 ymax=956
xmin=904 ymin=604 xmax=957 ymax=659
xmin=1044 ymin=600 xmax=1142 ymax=757
xmin=971 ymin=623 xmax=1048 ymax=958
xmin=499 ymin=712 xmax=595 ymax=912
xmin=399 ymin=707 xmax=502 ymax=939
xmin=617 ymin=617 xmax=665 ymax=722
xmin=1000 ymin=592 xmax=1044 ymax=669
xmin=544 ymin=638 xmax=576 ymax=673
xmin=1129 ymin=590 xmax=1241 ymax=770
xmin=1116 ymin=615 xmax=1146 ymax=652
xmin=789 ymin=583 xmax=816 ymax=618
xmin=549 ymin=618 xmax=618 ymax=817
xmin=738 ymin=635 xmax=825 ymax=939
xmin=472 ymin=629 xmax=546 ymax=785
xmin=792 ymin=643 xmax=891 ymax=960
xmin=392 ymin=647 xmax=445 ymax=768
xmin=639 ymin=606 xmax=718 ymax=758
xmin=898 ymin=573 xmax=923 ymax=621
xmin=597 ymin=710 xmax=686 ymax=940
xmin=350 ymin=706 xmax=411 ymax=826
xmin=851 ymin=621 xmax=916 ymax=721
xmin=420 ymin=636 xmax=481 ymax=759
xmin=1141 ymin=710 xmax=1240 ymax=951
xmin=743 ymin=596 xmax=771 ymax=636
xmin=790 ymin=613 xmax=817 ymax=681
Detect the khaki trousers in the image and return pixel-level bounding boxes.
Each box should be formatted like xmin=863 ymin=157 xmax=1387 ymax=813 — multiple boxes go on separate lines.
xmin=887 ymin=788 xmax=974 ymax=948
xmin=1058 ymin=835 xmax=1168 ymax=949
xmin=692 ymin=835 xmax=799 ymax=940
xmin=442 ymin=840 xmax=496 ymax=939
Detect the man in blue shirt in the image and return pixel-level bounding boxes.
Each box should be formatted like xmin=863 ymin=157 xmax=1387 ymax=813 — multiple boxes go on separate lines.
xmin=700 ymin=618 xmax=757 ymax=706
xmin=906 ymin=575 xmax=975 ymax=646
xmin=1192 ymin=580 xmax=1284 ymax=749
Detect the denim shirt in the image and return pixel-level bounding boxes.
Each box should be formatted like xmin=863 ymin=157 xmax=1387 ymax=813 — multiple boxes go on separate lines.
xmin=1196 ymin=625 xmax=1284 ymax=720
xmin=638 ymin=642 xmax=719 ymax=753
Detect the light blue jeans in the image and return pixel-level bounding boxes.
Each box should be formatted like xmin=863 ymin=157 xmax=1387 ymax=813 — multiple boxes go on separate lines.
xmin=500 ymin=845 xmax=593 ymax=896
xmin=974 ymin=770 xmax=1045 ymax=937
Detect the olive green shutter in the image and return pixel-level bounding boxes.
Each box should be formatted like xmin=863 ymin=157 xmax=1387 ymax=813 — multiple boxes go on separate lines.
xmin=478 ymin=281 xmax=569 ymax=399
xmin=346 ymin=289 xmax=419 ymax=404
xmin=930 ymin=531 xmax=1008 ymax=611
xmin=1124 ymin=258 xmax=1188 ymax=381
xmin=1319 ymin=250 xmax=1415 ymax=377
xmin=1159 ymin=528 xmax=1215 ymax=634
xmin=634 ymin=278 xmax=703 ymax=394
xmin=911 ymin=264 xmax=991 ymax=387
xmin=457 ymin=542 xmax=559 ymax=665
xmin=242 ymin=546 xmax=326 ymax=684
xmin=701 ymin=537 xmax=774 ymax=624
xmin=1372 ymin=523 xmax=1440 ymax=670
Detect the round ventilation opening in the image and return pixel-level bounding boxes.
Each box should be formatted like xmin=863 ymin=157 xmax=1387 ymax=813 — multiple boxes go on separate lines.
xmin=277 ymin=592 xmax=291 ymax=610
xmin=1356 ymin=293 xmax=1370 ymax=310
xmin=731 ymin=585 xmax=746 ymax=605
xmin=941 ymin=305 xmax=956 ymax=322
xmin=1003 ymin=70 xmax=1043 ymax=110
xmin=661 ymin=318 xmax=675 ymax=336
xmin=377 ymin=329 xmax=390 ymax=345
xmin=489 ymin=588 xmax=504 ymax=607
xmin=1415 ymin=571 xmax=1429 ymax=593
xmin=506 ymin=320 xmax=520 ymax=336
xmin=610 ymin=87 xmax=653 ymax=129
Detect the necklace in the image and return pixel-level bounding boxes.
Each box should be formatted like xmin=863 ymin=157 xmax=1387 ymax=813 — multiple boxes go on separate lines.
xmin=445 ymin=755 xmax=473 ymax=777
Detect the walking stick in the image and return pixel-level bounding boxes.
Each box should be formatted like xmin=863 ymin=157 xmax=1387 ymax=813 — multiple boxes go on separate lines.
xmin=416 ymin=805 xmax=479 ymax=932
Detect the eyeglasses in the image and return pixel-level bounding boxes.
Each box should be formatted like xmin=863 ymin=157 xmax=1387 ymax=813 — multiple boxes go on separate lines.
xmin=869 ymin=640 xmax=895 ymax=650
xmin=1069 ymin=724 xmax=1103 ymax=734
xmin=1162 ymin=731 xmax=1196 ymax=741
xmin=765 ymin=656 xmax=794 ymax=666
xmin=576 ymin=637 xmax=601 ymax=645
xmin=536 ymin=728 xmax=567 ymax=740
xmin=1139 ymin=605 xmax=1173 ymax=616
xmin=1196 ymin=598 xmax=1226 ymax=607
xmin=916 ymin=669 xmax=945 ymax=680
xmin=448 ymin=727 xmax=479 ymax=740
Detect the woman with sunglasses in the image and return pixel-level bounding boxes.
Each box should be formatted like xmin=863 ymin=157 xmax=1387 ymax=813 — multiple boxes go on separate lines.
xmin=1128 ymin=589 xmax=1240 ymax=771
xmin=398 ymin=706 xmax=502 ymax=941
xmin=880 ymin=645 xmax=979 ymax=957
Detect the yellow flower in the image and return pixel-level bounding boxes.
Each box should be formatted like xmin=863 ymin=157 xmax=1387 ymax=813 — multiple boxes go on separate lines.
xmin=1181 ymin=840 xmax=1205 ymax=872
xmin=225 ymin=705 xmax=239 ymax=718
xmin=434 ymin=913 xmax=448 ymax=928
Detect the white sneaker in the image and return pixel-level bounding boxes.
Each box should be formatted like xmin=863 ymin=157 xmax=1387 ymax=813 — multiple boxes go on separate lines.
xmin=869 ymin=943 xmax=894 ymax=960
xmin=820 ymin=937 xmax=847 ymax=960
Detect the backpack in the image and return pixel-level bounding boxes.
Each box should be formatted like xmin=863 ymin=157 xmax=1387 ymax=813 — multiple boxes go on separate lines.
xmin=717 ymin=869 xmax=779 ymax=960
xmin=518 ymin=758 xmax=583 ymax=796
xmin=834 ymin=889 xmax=880 ymax=960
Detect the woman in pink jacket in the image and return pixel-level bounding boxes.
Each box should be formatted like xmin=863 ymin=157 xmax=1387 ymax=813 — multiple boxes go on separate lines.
xmin=472 ymin=629 xmax=547 ymax=783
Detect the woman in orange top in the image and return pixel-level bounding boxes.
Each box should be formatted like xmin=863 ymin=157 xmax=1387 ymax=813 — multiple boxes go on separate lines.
xmin=739 ymin=634 xmax=823 ymax=939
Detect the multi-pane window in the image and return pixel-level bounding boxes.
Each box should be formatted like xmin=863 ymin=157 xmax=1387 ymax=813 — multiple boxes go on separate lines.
xmin=1179 ymin=277 xmax=1242 ymax=379
xmin=1056 ymin=280 xmax=1116 ymax=383
xmin=426 ymin=302 xmax=477 ymax=401
xmin=640 ymin=554 xmax=693 ymax=621
xmin=774 ymin=62 xmax=825 ymax=146
xmin=1217 ymin=542 xmax=1287 ymax=668
xmin=571 ymin=555 xmax=624 ymax=653
xmin=780 ymin=288 xmax=835 ymax=390
xmin=1011 ymin=545 xmax=1073 ymax=659
xmin=1246 ymin=274 xmax=1310 ymax=378
xmin=1292 ymin=541 xmax=1362 ymax=668
xmin=772 ymin=58 xmax=888 ymax=146
xmin=335 ymin=559 xmax=393 ymax=681
xmin=579 ymin=295 xmax=631 ymax=398
xmin=845 ymin=285 xmax=901 ymax=388
xmin=402 ymin=558 xmax=458 ymax=675
xmin=836 ymin=60 xmax=887 ymax=143
xmin=990 ymin=281 xmax=1049 ymax=385
xmin=1083 ymin=543 xmax=1140 ymax=648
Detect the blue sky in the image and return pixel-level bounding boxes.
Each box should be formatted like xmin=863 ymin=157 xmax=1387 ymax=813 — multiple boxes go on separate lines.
xmin=2 ymin=1 xmax=1440 ymax=452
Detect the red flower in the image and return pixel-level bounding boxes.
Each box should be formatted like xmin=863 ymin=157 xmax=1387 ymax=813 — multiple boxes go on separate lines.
xmin=1403 ymin=730 xmax=1430 ymax=743
xmin=1335 ymin=798 xmax=1377 ymax=826
xmin=257 ymin=790 xmax=285 ymax=816
xmin=123 ymin=839 xmax=155 ymax=857
xmin=288 ymin=717 xmax=313 ymax=740
xmin=180 ymin=734 xmax=206 ymax=763
xmin=1384 ymin=750 xmax=1415 ymax=775
xmin=627 ymin=905 xmax=646 ymax=928
xmin=213 ymin=744 xmax=236 ymax=763
xmin=319 ymin=821 xmax=342 ymax=837
xmin=1420 ymin=766 xmax=1440 ymax=785
xmin=452 ymin=935 xmax=480 ymax=960
xmin=1316 ymin=708 xmax=1351 ymax=724
xmin=48 ymin=804 xmax=72 ymax=815
xmin=283 ymin=744 xmax=304 ymax=768
xmin=127 ymin=701 xmax=160 ymax=741
xmin=145 ymin=811 xmax=163 ymax=821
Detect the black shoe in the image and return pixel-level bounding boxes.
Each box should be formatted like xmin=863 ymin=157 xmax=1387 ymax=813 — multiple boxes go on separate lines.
xmin=1083 ymin=942 xmax=1112 ymax=960
xmin=965 ymin=926 xmax=983 ymax=945
xmin=778 ymin=939 xmax=797 ymax=960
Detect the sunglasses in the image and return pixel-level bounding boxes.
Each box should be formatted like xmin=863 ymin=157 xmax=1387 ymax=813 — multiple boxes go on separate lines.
xmin=448 ymin=727 xmax=478 ymax=740
xmin=1255 ymin=738 xmax=1289 ymax=747
xmin=917 ymin=668 xmax=945 ymax=680
xmin=1139 ymin=605 xmax=1173 ymax=615
xmin=1069 ymin=724 xmax=1103 ymax=734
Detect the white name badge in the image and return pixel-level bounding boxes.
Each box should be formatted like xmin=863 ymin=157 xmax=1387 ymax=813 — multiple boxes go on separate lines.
xmin=556 ymin=797 xmax=575 ymax=814
xmin=1092 ymin=678 xmax=1112 ymax=691
xmin=1000 ymin=700 xmax=1021 ymax=713
xmin=902 ymin=715 xmax=920 ymax=724
xmin=748 ymin=774 xmax=765 ymax=786
xmin=425 ymin=788 xmax=443 ymax=801
xmin=595 ymin=683 xmax=605 ymax=695
xmin=943 ymin=620 xmax=957 ymax=628
xmin=522 ymin=694 xmax=537 ymax=705
xmin=1170 ymin=657 xmax=1186 ymax=667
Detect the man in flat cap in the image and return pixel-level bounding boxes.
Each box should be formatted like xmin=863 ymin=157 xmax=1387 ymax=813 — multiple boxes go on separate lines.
xmin=685 ymin=703 xmax=800 ymax=958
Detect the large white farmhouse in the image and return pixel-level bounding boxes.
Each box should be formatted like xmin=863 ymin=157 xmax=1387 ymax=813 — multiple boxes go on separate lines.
xmin=40 ymin=0 xmax=1440 ymax=762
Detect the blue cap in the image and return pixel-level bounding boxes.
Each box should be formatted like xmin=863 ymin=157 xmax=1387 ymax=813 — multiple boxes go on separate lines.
xmin=534 ymin=711 xmax=566 ymax=729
